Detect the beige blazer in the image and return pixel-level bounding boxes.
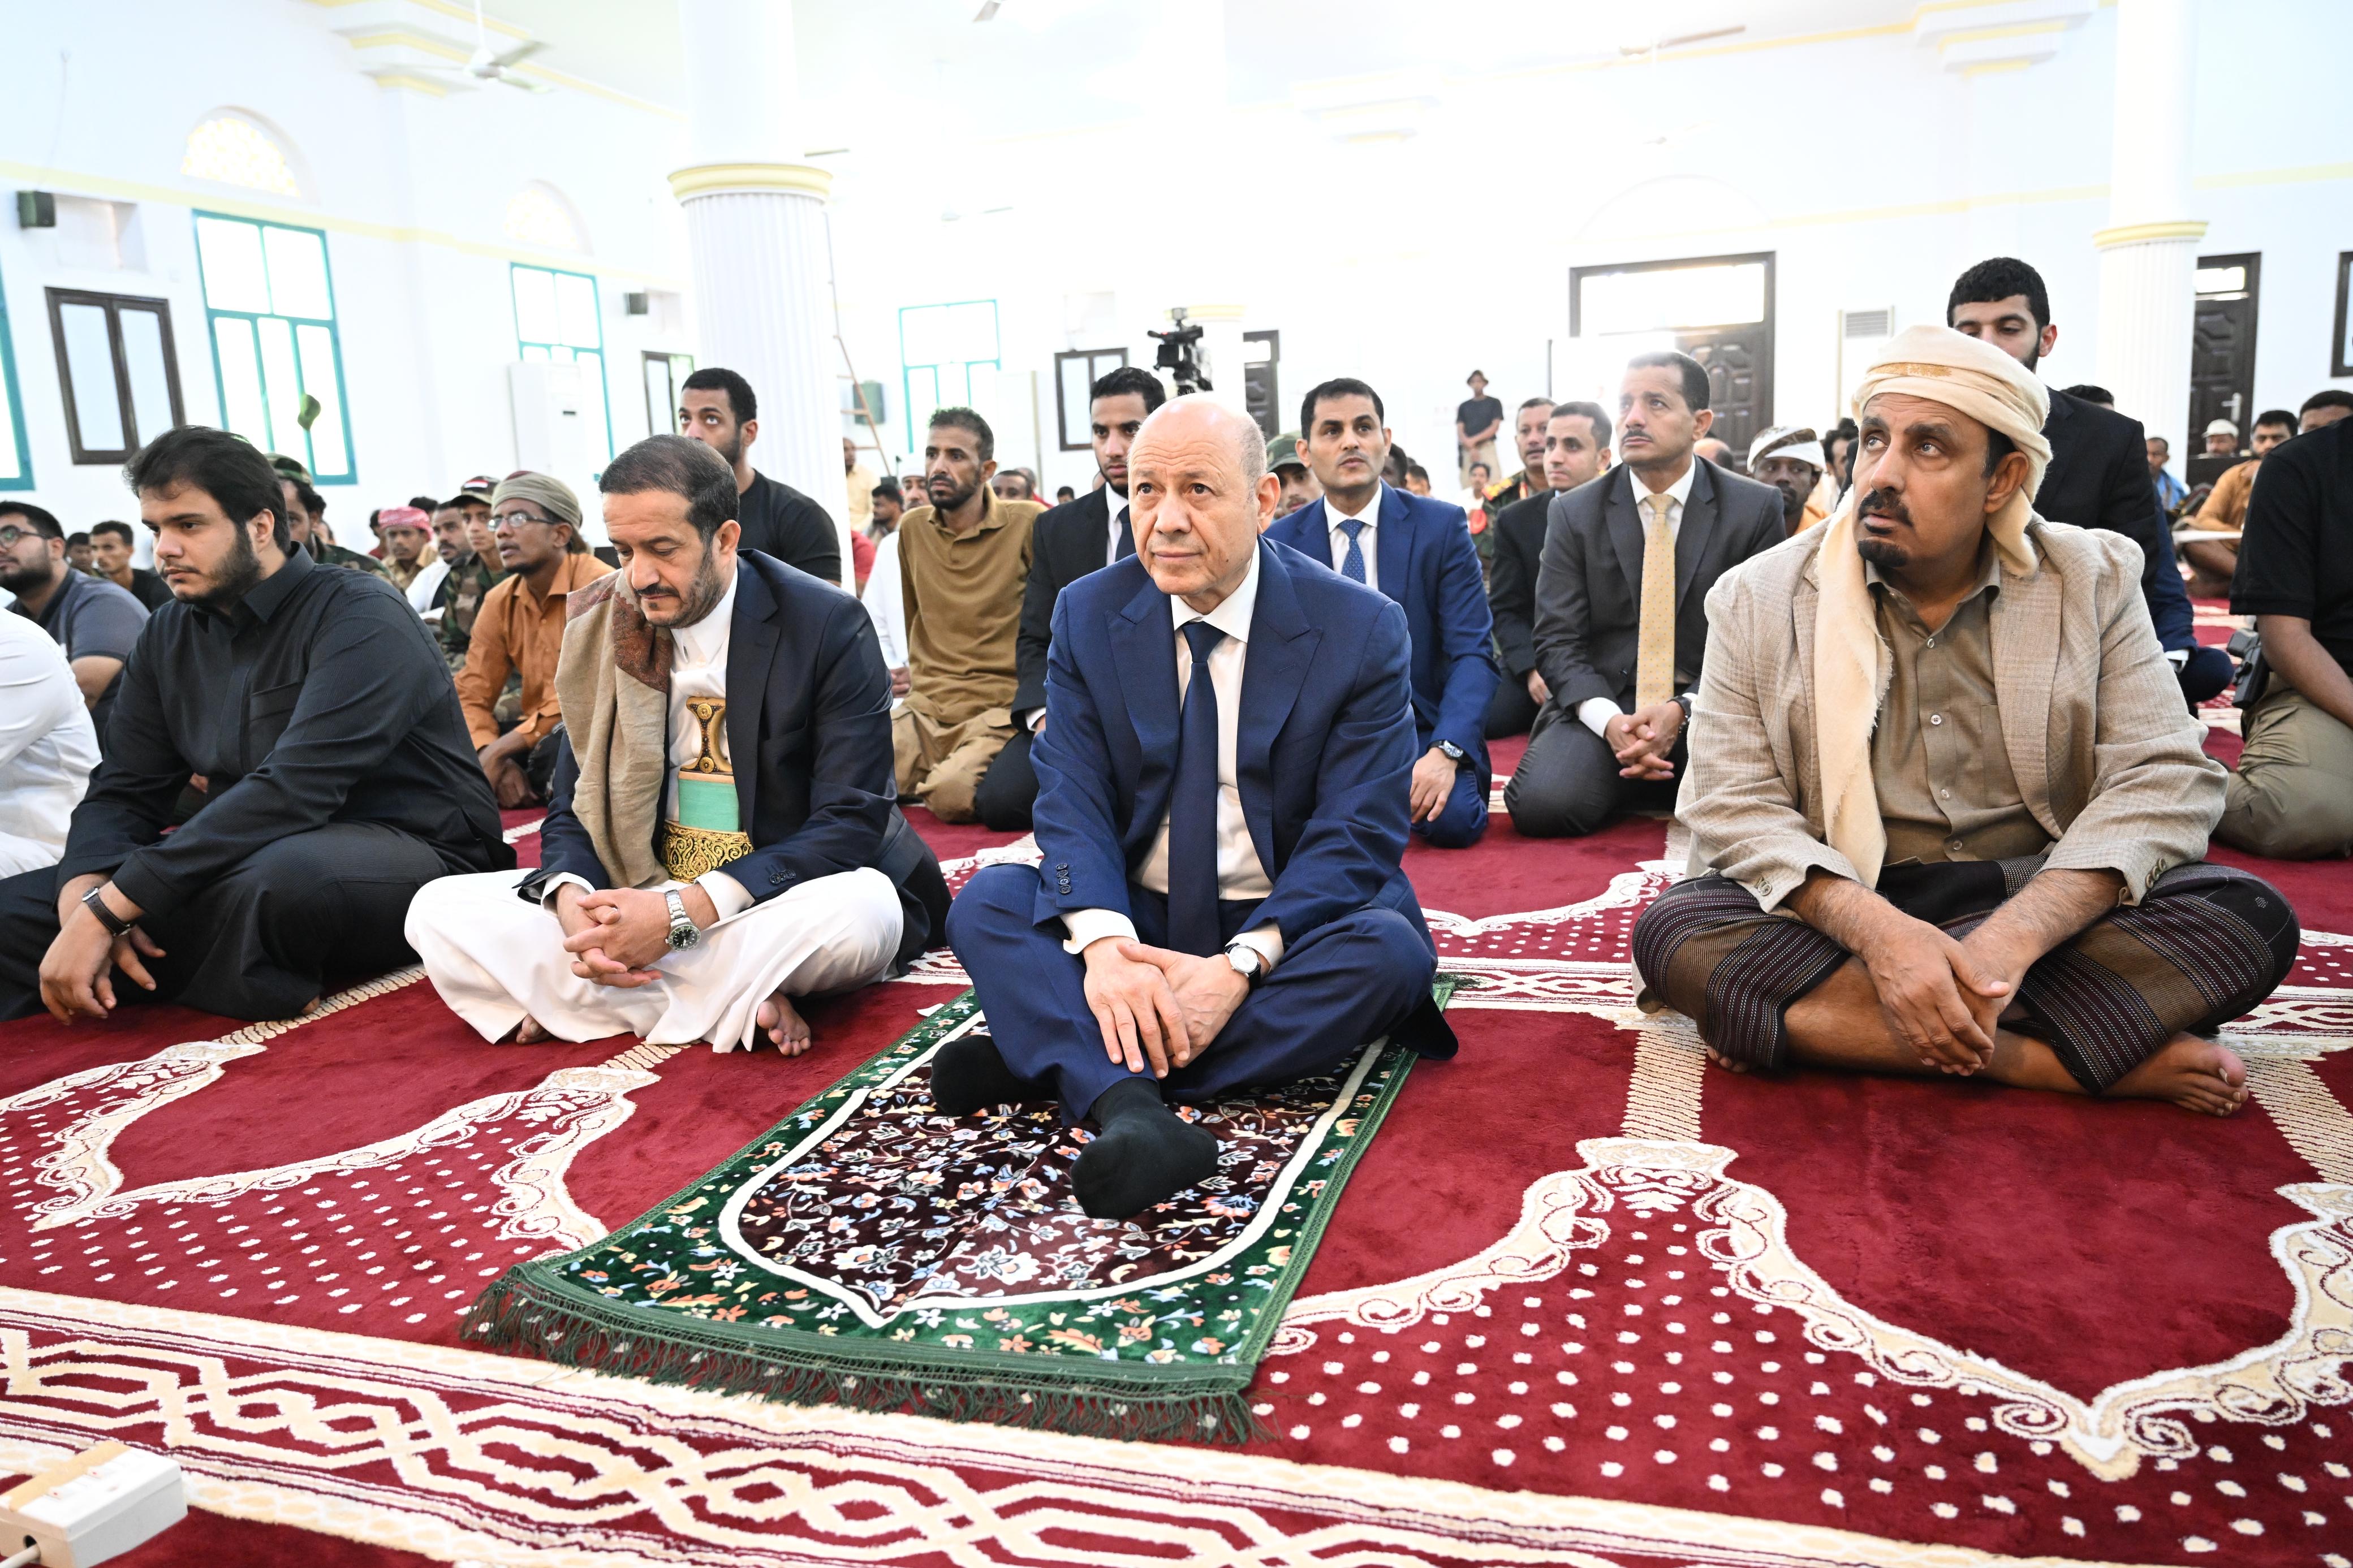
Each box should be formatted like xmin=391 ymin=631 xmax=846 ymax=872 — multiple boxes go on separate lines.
xmin=1680 ymin=515 xmax=2224 ymax=911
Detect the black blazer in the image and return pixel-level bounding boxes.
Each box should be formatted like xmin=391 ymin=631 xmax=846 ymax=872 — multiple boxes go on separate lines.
xmin=1486 ymin=487 xmax=1554 ymax=682
xmin=1531 ymin=459 xmax=1785 ymax=713
xmin=532 ymin=550 xmax=947 ymax=968
xmin=1012 ymin=487 xmax=1127 ymax=720
xmin=2034 ymin=388 xmax=2193 ymax=650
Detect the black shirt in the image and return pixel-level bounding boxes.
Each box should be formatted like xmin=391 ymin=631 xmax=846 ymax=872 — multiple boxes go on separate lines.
xmin=738 ymin=471 xmax=843 ymax=586
xmin=58 ymin=547 xmax=510 ymax=917
xmin=2233 ymin=416 xmax=2353 ymax=675
xmin=1456 ymin=395 xmax=1503 ymax=444
xmin=117 ymin=567 xmax=175 ymax=612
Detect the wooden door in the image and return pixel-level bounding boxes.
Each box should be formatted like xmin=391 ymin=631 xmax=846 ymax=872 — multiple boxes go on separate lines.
xmin=1678 ymin=324 xmax=1772 ymax=456
xmin=2188 ymin=252 xmax=2260 ymax=453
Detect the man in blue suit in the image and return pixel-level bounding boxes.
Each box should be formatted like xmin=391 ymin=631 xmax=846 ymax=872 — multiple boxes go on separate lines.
xmin=943 ymin=399 xmax=1457 ymax=1221
xmin=1263 ymin=378 xmax=1499 ymax=848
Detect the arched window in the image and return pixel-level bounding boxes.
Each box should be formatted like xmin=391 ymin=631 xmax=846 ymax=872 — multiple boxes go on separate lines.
xmin=503 ymin=183 xmax=587 ymax=253
xmin=182 ymin=111 xmax=303 ymax=198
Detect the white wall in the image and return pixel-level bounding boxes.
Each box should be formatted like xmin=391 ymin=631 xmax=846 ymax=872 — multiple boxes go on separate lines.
xmin=0 ymin=0 xmax=691 ymax=550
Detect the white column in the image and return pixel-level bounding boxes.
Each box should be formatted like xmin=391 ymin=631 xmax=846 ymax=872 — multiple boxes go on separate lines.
xmin=671 ymin=0 xmax=854 ymax=582
xmin=2092 ymin=0 xmax=2204 ymax=450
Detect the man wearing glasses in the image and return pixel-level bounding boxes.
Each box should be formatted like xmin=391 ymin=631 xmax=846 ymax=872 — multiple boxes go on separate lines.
xmin=454 ymin=474 xmax=613 ymax=809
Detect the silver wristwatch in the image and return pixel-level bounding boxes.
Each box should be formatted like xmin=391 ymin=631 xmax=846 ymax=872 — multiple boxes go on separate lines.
xmin=663 ymin=888 xmax=702 ymax=950
xmin=1223 ymin=940 xmax=1266 ymax=990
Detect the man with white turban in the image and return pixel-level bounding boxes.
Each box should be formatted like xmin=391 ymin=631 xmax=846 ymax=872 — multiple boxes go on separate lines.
xmin=1632 ymin=325 xmax=2299 ymax=1117
xmin=1747 ymin=425 xmax=1829 ymax=535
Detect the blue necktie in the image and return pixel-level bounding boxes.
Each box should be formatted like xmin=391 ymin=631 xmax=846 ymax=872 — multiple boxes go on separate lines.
xmin=1114 ymin=504 xmax=1134 ymax=561
xmin=1166 ymin=620 xmax=1226 ymax=957
xmin=1338 ymin=519 xmax=1367 ymax=583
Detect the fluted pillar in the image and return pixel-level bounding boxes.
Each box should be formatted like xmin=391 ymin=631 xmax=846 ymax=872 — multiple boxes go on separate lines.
xmin=2092 ymin=0 xmax=2203 ymax=449
xmin=671 ymin=0 xmax=852 ymax=581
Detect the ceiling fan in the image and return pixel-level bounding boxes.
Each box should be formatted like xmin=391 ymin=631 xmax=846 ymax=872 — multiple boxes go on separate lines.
xmin=439 ymin=0 xmax=550 ymax=92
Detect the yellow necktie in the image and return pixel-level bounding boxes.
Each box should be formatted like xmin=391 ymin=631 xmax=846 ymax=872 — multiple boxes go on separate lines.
xmin=1634 ymin=491 xmax=1677 ymax=710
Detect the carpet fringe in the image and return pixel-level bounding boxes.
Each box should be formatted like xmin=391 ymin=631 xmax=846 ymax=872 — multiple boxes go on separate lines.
xmin=459 ymin=1270 xmax=1269 ymax=1445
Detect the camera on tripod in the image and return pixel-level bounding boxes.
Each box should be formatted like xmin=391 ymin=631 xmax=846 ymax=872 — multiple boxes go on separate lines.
xmin=1148 ymin=308 xmax=1212 ymax=396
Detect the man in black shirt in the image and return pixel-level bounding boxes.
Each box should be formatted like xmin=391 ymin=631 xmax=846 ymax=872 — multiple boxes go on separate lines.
xmin=1455 ymin=370 xmax=1504 ymax=489
xmin=675 ymin=366 xmax=844 ymax=586
xmin=2217 ymin=416 xmax=2353 ymax=859
xmin=0 ymin=427 xmax=510 ymax=1025
xmin=88 ymin=520 xmax=175 ymax=611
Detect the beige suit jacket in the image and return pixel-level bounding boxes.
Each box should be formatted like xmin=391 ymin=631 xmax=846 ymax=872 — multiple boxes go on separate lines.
xmin=1679 ymin=515 xmax=2223 ymax=912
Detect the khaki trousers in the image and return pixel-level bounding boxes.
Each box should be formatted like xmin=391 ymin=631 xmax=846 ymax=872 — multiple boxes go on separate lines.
xmin=2218 ymin=683 xmax=2353 ymax=860
xmin=895 ymin=705 xmax=1015 ymax=824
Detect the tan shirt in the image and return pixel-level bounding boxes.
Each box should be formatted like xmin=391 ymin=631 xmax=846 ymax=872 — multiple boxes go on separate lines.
xmin=456 ymin=551 xmax=615 ymax=749
xmin=897 ymin=487 xmax=1041 ymax=727
xmin=382 ymin=555 xmax=428 ymax=593
xmin=2187 ymin=456 xmax=2258 ymax=564
xmin=1867 ymin=548 xmax=2054 ymax=866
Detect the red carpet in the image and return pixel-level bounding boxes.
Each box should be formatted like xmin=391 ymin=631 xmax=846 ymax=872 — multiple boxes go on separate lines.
xmin=2 ymin=736 xmax=2348 ymax=1568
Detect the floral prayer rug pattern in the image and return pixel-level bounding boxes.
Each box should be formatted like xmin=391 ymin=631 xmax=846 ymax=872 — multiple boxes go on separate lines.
xmin=462 ymin=986 xmax=1444 ymax=1441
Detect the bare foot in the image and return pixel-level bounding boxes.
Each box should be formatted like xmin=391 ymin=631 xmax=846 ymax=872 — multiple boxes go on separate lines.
xmin=1703 ymin=1045 xmax=1750 ymax=1074
xmin=2108 ymin=1034 xmax=2249 ymax=1118
xmin=756 ymin=991 xmax=813 ymax=1056
xmin=509 ymin=1014 xmax=551 ymax=1044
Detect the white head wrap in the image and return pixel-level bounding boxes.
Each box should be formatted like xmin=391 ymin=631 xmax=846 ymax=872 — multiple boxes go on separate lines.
xmin=1811 ymin=324 xmax=2051 ymax=888
xmin=1748 ymin=425 xmax=1825 ymax=471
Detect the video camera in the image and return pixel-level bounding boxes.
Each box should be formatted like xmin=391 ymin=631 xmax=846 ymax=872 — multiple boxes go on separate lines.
xmin=1148 ymin=308 xmax=1212 ymax=396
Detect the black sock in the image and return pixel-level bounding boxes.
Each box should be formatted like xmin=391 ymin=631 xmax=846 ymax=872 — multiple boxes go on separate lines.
xmin=1072 ymin=1078 xmax=1219 ymax=1221
xmin=928 ymin=1033 xmax=1038 ymax=1116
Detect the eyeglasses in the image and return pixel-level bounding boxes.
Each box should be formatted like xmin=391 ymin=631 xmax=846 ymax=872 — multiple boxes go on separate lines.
xmin=491 ymin=509 xmax=552 ymax=530
xmin=0 ymin=525 xmax=42 ymax=549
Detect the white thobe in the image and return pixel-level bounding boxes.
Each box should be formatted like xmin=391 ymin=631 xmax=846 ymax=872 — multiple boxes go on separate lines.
xmin=406 ymin=568 xmax=903 ymax=1051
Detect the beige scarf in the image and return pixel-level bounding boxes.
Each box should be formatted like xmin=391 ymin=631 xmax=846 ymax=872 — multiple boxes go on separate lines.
xmin=552 ymin=571 xmax=671 ymax=889
xmin=1812 ymin=325 xmax=2052 ymax=887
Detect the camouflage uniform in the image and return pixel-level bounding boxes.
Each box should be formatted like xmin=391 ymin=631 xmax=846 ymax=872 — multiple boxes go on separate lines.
xmin=433 ymin=554 xmax=519 ymax=725
xmin=310 ymin=537 xmax=391 ymax=580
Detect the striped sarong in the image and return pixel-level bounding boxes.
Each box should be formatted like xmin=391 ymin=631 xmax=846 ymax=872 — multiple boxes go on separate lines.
xmin=1631 ymin=859 xmax=2299 ymax=1092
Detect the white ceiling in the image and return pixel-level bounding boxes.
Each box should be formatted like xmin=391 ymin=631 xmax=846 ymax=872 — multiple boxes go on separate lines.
xmin=479 ymin=0 xmax=1932 ymax=136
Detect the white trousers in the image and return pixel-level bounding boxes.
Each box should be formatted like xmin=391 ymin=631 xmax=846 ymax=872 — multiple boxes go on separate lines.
xmin=0 ymin=830 xmax=58 ymax=880
xmin=405 ymin=867 xmax=903 ymax=1051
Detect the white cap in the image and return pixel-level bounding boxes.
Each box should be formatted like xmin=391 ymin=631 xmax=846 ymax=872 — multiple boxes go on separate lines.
xmin=2204 ymin=417 xmax=2239 ymax=438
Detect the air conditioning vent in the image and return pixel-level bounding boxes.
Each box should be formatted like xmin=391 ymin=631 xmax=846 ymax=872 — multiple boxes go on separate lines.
xmin=1844 ymin=308 xmax=1893 ymax=339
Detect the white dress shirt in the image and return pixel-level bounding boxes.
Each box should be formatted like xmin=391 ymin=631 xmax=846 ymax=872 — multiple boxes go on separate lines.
xmin=0 ymin=612 xmax=99 ymax=876
xmin=542 ymin=567 xmax=753 ymax=918
xmin=406 ymin=556 xmax=451 ymax=615
xmin=1061 ymin=546 xmax=1283 ymax=971
xmin=1578 ymin=459 xmax=1695 ymax=739
xmin=861 ymin=530 xmax=908 ymax=675
xmin=1325 ymin=482 xmax=1386 ymax=595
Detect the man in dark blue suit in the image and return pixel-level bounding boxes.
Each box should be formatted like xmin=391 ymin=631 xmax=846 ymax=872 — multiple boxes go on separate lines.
xmin=943 ymin=400 xmax=1456 ymax=1221
xmin=1262 ymin=378 xmax=1499 ymax=848
xmin=407 ymin=435 xmax=949 ymax=1057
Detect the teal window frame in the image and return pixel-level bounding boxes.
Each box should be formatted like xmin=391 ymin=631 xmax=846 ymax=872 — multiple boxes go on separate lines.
xmin=191 ymin=210 xmax=357 ymax=485
xmin=0 ymin=259 xmax=37 ymax=490
xmin=898 ymin=299 xmax=1002 ymax=438
xmin=509 ymin=262 xmax=614 ymax=460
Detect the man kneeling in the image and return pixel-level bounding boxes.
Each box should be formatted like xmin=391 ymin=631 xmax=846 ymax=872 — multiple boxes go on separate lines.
xmin=1634 ymin=327 xmax=2298 ymax=1115
xmin=944 ymin=399 xmax=1456 ymax=1222
xmin=407 ymin=435 xmax=949 ymax=1053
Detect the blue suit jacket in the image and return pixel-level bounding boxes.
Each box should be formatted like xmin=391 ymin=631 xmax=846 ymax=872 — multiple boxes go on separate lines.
xmin=1028 ymin=537 xmax=1433 ymax=956
xmin=1264 ymin=485 xmax=1500 ymax=787
xmin=529 ymin=551 xmax=946 ymax=967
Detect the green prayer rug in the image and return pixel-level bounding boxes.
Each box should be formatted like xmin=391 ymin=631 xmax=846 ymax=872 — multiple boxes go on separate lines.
xmin=462 ymin=981 xmax=1451 ymax=1443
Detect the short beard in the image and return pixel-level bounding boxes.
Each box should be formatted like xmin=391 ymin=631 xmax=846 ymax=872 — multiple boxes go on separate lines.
xmin=929 ymin=477 xmax=979 ymax=513
xmin=649 ymin=546 xmax=729 ymax=629
xmin=0 ymin=558 xmax=57 ymax=597
xmin=1855 ymin=538 xmax=1911 ymax=574
xmin=187 ymin=526 xmax=264 ymax=612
